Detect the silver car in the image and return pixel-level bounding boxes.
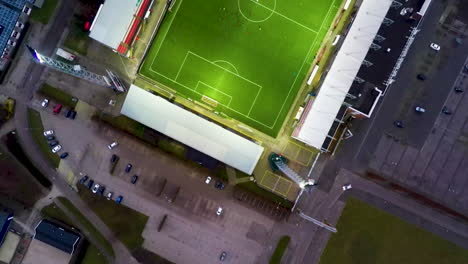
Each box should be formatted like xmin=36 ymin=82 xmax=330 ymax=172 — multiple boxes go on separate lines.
xmin=51 ymin=145 xmax=62 ymax=153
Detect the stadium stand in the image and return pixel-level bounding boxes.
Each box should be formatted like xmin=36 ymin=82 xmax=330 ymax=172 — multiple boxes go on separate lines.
xmin=293 ymin=0 xmax=424 ymax=152
xmin=89 ymin=0 xmax=152 ymax=56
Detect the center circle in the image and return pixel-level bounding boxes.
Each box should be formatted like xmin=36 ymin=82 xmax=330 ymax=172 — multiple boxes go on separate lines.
xmin=237 ymin=0 xmax=277 ymax=23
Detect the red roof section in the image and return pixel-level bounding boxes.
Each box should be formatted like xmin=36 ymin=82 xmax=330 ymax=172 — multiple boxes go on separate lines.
xmin=117 ymin=0 xmax=151 ymax=56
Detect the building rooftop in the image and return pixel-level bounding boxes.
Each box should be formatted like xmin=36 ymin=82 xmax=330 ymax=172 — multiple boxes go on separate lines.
xmin=121 ymin=85 xmax=264 ymax=175
xmin=34 ymin=220 xmax=80 ymax=255
xmin=89 ymin=0 xmax=151 ymax=54
xmin=293 ymin=0 xmax=395 ymax=150
xmin=0 ymin=3 xmax=20 ymax=55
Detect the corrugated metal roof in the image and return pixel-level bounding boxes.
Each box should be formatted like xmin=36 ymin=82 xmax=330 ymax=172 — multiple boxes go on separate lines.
xmin=89 ymin=0 xmax=139 ymax=50
xmin=121 ymin=85 xmax=264 ymax=175
xmin=294 ymin=0 xmax=394 ymax=150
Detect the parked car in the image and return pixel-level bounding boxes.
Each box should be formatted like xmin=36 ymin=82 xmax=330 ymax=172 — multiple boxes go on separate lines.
xmin=219 ymin=252 xmax=227 ymax=261
xmin=430 ymin=43 xmax=440 ymax=51
xmin=43 ymin=130 xmax=54 ymax=136
xmin=98 ymin=185 xmax=105 ymax=195
xmin=22 ymin=6 xmax=31 ymax=15
xmin=79 ymin=175 xmax=89 ymax=184
xmin=86 ymin=179 xmax=94 ymax=189
xmin=53 ymin=104 xmax=62 ymax=114
xmin=51 ymin=145 xmax=62 ymax=153
xmin=48 ymin=140 xmax=59 ymax=147
xmin=216 ymin=207 xmax=223 ymax=216
xmin=342 ymin=184 xmax=352 ymax=191
xmin=442 ymin=106 xmax=452 ymax=115
xmin=92 ymin=183 xmax=100 ymax=194
xmin=15 ymin=22 xmax=24 ymax=29
xmin=454 ymin=87 xmax=464 ymax=93
xmin=110 ymin=154 xmax=119 ymax=163
xmin=131 ymin=175 xmax=138 ymax=184
xmin=205 ymin=176 xmax=212 ymax=184
xmin=417 ymin=74 xmax=427 ymax=81
xmin=41 ymin=98 xmax=49 ymax=108
xmin=46 ymin=135 xmax=55 ymax=141
xmin=116 ymin=196 xmax=123 ymax=204
xmin=108 ymin=141 xmax=118 ymax=150
xmin=394 ymin=120 xmax=404 ymax=128
xmin=65 ymin=110 xmax=72 ymax=118
xmin=10 ymin=31 xmax=20 ymax=39
xmin=70 ymin=111 xmax=77 ymax=120
xmin=415 ymin=106 xmax=426 ymax=113
xmin=125 ymin=163 xmax=133 ymax=173
xmin=215 ymin=180 xmax=225 ymax=190
xmin=106 ymin=192 xmax=113 ymax=200
xmin=60 ymin=152 xmax=69 ymax=159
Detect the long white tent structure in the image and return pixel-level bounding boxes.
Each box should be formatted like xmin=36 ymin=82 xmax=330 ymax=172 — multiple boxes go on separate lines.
xmin=293 ymin=0 xmax=394 ymax=150
xmin=121 ymin=85 xmax=264 ymax=175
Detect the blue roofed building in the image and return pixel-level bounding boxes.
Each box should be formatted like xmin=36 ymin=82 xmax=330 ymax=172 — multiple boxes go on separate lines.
xmin=0 ymin=211 xmax=13 ymax=246
xmin=33 ymin=220 xmax=80 ymax=254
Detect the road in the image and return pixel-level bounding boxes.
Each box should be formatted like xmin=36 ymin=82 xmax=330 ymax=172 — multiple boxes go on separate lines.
xmin=5 ymin=0 xmax=138 ymax=263
xmin=293 ymin=0 xmax=468 ymax=262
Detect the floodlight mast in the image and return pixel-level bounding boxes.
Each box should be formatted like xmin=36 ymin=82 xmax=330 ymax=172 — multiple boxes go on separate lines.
xmin=27 ymin=46 xmax=126 ymax=92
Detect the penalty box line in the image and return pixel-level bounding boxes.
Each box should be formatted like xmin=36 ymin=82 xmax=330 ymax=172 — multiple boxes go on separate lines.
xmin=174 ymin=50 xmax=263 ymax=117
xmin=195 ymin=81 xmax=233 ymax=107
xmin=146 ymin=67 xmax=274 ymax=129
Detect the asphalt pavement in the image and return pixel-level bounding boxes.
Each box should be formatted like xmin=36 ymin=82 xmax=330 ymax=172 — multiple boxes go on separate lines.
xmin=3 ymin=0 xmax=139 ymax=263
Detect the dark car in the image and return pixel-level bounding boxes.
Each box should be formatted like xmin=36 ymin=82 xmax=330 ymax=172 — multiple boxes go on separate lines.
xmin=116 ymin=195 xmax=123 ymax=204
xmin=48 ymin=140 xmax=59 ymax=147
xmin=131 ymin=175 xmax=138 ymax=184
xmin=125 ymin=163 xmax=133 ymax=173
xmin=455 ymin=87 xmax=464 ymax=93
xmin=70 ymin=111 xmax=77 ymax=119
xmin=97 ymin=185 xmax=106 ymax=195
xmin=417 ymin=74 xmax=427 ymax=81
xmin=215 ymin=180 xmax=225 ymax=190
xmin=79 ymin=175 xmax=89 ymax=184
xmin=60 ymin=152 xmax=69 ymax=159
xmin=53 ymin=104 xmax=63 ymax=114
xmin=87 ymin=179 xmax=94 ymax=189
xmin=65 ymin=110 xmax=72 ymax=118
xmin=394 ymin=120 xmax=404 ymax=128
xmin=442 ymin=106 xmax=452 ymax=115
xmin=111 ymin=154 xmax=119 ymax=163
xmin=219 ymin=252 xmax=227 ymax=261
xmin=46 ymin=136 xmax=55 ymax=141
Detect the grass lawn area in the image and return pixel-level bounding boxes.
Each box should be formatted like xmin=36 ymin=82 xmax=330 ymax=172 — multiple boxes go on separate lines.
xmin=27 ymin=108 xmax=60 ymax=168
xmin=270 ymin=235 xmax=291 ymax=264
xmin=78 ymin=185 xmax=149 ymax=251
xmin=80 ymin=244 xmax=108 ymax=264
xmin=319 ymin=198 xmax=468 ymax=264
xmin=38 ymin=83 xmax=77 ymax=107
xmin=30 ymin=0 xmax=58 ymax=24
xmin=64 ymin=17 xmax=90 ymax=56
xmin=42 ymin=203 xmax=74 ymax=225
xmin=140 ymin=0 xmax=340 ymax=137
xmin=56 ymin=197 xmax=115 ymax=257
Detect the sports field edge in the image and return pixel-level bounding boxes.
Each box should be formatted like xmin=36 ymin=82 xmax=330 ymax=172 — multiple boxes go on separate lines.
xmin=139 ymin=0 xmax=341 ymax=138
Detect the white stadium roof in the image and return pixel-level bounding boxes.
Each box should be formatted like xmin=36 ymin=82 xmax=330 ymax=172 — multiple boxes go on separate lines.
xmin=89 ymin=0 xmax=139 ymax=50
xmin=121 ymin=85 xmax=264 ymax=175
xmin=294 ymin=0 xmax=394 ymax=150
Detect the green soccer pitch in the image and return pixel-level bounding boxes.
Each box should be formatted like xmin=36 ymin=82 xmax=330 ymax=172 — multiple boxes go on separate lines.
xmin=140 ymin=0 xmax=341 ymax=137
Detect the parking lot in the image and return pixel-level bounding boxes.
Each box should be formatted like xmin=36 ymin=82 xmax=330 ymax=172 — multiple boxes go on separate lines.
xmin=367 ymin=0 xmax=468 ymax=215
xmin=35 ymin=95 xmax=279 ymax=263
